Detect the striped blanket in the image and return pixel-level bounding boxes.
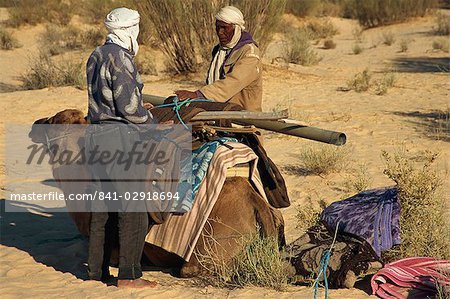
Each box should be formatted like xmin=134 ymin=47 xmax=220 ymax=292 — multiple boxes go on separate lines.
xmin=145 ymin=142 xmax=267 ymax=261
xmin=371 ymin=257 xmax=450 ymax=299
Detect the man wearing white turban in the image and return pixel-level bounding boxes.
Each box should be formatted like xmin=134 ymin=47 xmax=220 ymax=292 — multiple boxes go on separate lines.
xmin=85 ymin=7 xmax=157 ymax=289
xmin=175 ymin=6 xmax=263 ymax=112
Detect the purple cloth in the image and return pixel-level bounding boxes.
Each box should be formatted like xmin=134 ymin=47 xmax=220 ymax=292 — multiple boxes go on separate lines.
xmin=320 ymin=187 xmax=401 ymax=257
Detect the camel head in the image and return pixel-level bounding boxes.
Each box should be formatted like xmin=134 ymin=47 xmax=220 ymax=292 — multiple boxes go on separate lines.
xmin=29 ymin=109 xmax=87 ymax=144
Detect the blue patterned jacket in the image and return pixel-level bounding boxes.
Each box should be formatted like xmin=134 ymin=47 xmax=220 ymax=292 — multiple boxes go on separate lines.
xmin=86 ymin=43 xmax=154 ymax=124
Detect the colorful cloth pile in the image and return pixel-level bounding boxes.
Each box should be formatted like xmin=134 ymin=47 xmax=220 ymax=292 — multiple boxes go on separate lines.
xmin=371 ymin=257 xmax=450 ymax=298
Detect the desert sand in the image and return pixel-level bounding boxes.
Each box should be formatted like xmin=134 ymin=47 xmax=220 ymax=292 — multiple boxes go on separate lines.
xmin=1 ymin=7 xmax=449 ymax=299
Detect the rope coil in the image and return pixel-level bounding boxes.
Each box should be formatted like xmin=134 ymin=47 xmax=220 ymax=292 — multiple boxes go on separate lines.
xmin=155 ymin=97 xmax=213 ymax=129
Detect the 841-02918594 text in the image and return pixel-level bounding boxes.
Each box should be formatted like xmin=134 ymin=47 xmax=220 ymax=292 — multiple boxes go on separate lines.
xmin=9 ymin=191 xmax=180 ymax=202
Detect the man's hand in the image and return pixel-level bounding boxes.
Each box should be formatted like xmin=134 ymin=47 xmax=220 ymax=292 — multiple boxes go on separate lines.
xmin=143 ymin=102 xmax=154 ymax=110
xmin=175 ymin=90 xmax=198 ymax=101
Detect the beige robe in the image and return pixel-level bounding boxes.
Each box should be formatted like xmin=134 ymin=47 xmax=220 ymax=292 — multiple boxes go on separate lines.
xmin=199 ymin=43 xmax=263 ymax=112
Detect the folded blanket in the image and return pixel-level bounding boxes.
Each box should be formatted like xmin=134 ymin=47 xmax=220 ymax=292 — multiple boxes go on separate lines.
xmin=320 ymin=187 xmax=401 ymax=257
xmin=371 ymin=257 xmax=450 ymax=299
xmin=175 ymin=137 xmax=237 ymax=212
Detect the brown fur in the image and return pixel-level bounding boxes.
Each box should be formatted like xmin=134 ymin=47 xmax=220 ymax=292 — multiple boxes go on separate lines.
xmin=30 ymin=109 xmax=285 ymax=277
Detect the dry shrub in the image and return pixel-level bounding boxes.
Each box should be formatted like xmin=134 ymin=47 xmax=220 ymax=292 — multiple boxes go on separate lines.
xmin=352 ymin=43 xmax=363 ymax=54
xmin=347 ymin=69 xmax=371 ymax=92
xmin=382 ymin=31 xmax=396 ymax=46
xmin=382 ymin=149 xmax=450 ymax=260
xmin=343 ymin=163 xmax=373 ymax=194
xmin=296 ymin=196 xmax=327 ymax=232
xmin=21 ymin=53 xmax=85 ymax=90
xmin=434 ymin=11 xmax=450 ymax=35
xmin=345 ymin=0 xmax=437 ymax=28
xmin=431 ymin=108 xmax=450 ymax=141
xmin=399 ymin=39 xmax=410 ymax=52
xmin=136 ymin=0 xmax=202 ymax=74
xmin=285 ymin=0 xmax=342 ymax=17
xmin=83 ymin=28 xmax=106 ymax=49
xmin=352 ymin=24 xmax=364 ymax=42
xmin=298 ymin=144 xmax=349 ymax=176
xmin=0 ymin=0 xmax=15 ymax=6
xmin=230 ymin=234 xmax=290 ymax=290
xmin=40 ymin=25 xmax=105 ymax=56
xmin=235 ymin=0 xmax=287 ymax=55
xmin=0 ymin=28 xmax=21 ymax=50
xmin=285 ymin=0 xmax=323 ymax=17
xmin=135 ymin=51 xmax=158 ymax=75
xmin=433 ymin=39 xmax=450 ymax=52
xmin=194 ymin=221 xmax=289 ymax=290
xmin=306 ymin=18 xmax=339 ymax=40
xmin=6 ymin=0 xmax=72 ymax=27
xmin=81 ymin=0 xmax=117 ymax=24
xmin=323 ymin=39 xmax=336 ymax=49
xmin=137 ymin=0 xmax=286 ymax=74
xmin=374 ymin=71 xmax=396 ymax=95
xmin=283 ymin=28 xmax=321 ymax=65
xmin=40 ymin=25 xmax=83 ymax=56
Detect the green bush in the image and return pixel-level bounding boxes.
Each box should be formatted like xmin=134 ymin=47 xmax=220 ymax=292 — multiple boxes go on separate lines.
xmin=382 ymin=149 xmax=450 ymax=260
xmin=345 ymin=0 xmax=437 ymax=28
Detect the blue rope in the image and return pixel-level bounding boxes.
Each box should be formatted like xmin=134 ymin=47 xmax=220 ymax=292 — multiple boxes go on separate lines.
xmin=313 ymin=221 xmax=341 ymax=299
xmin=313 ymin=249 xmax=332 ymax=299
xmin=155 ymin=97 xmax=214 ymax=130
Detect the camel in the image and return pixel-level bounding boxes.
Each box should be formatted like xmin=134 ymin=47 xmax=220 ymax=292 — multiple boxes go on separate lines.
xmin=29 ymin=109 xmax=285 ymax=278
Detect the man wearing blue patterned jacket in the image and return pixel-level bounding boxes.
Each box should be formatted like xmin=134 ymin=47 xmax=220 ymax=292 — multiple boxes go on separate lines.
xmin=85 ymin=7 xmax=156 ymax=288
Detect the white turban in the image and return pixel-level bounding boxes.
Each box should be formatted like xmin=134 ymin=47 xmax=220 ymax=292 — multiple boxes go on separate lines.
xmin=104 ymin=8 xmax=140 ymax=56
xmin=215 ymin=6 xmax=245 ymax=30
xmin=208 ymin=6 xmax=246 ymax=84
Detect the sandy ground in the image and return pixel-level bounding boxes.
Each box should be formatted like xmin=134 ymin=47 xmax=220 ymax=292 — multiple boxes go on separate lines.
xmin=1 ymin=8 xmax=449 ymax=299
